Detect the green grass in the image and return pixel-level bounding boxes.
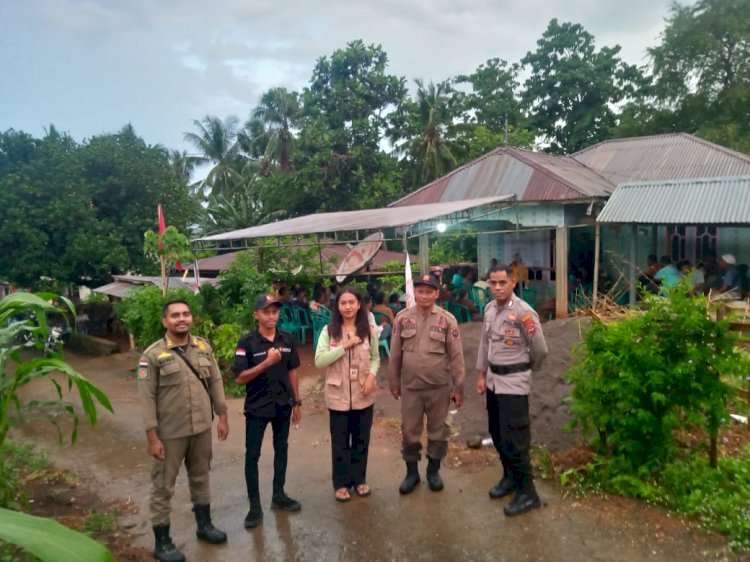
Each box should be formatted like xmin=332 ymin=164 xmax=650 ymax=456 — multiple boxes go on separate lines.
xmin=0 ymin=442 xmax=52 ymax=509
xmin=83 ymin=510 xmax=119 ymax=536
xmin=562 ymin=446 xmax=750 ymax=551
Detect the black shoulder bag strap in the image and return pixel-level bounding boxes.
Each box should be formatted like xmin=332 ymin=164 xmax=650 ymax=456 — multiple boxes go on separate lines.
xmin=172 ymin=346 xmax=215 ymax=420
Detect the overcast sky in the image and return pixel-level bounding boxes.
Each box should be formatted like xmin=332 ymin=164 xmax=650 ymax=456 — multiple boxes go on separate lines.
xmin=1 ymin=0 xmax=685 ymax=153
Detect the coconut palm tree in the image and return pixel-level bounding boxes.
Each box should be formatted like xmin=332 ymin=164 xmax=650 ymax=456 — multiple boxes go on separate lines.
xmin=251 ymin=87 xmax=302 ymax=173
xmin=412 ymin=79 xmax=458 ymax=185
xmin=388 ymin=79 xmax=458 ymax=188
xmin=183 ymin=115 xmax=243 ymax=197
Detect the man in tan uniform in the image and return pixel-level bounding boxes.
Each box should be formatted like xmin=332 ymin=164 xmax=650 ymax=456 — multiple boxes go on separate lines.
xmin=138 ymin=300 xmax=229 ymax=562
xmin=389 ymin=273 xmax=465 ymax=494
xmin=476 ymin=265 xmax=548 ymax=516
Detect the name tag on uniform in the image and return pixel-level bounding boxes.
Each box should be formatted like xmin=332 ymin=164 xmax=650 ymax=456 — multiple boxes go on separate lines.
xmin=349 ymin=367 xmax=359 ymax=381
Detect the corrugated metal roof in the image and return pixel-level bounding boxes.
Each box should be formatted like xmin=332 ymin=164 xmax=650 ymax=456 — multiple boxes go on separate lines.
xmin=195 ymin=196 xmax=512 ymax=243
xmin=597 ymin=175 xmax=750 ymax=224
xmin=187 ymin=246 xmax=415 ymax=276
xmin=92 ymin=275 xmax=210 ymax=298
xmin=573 ymin=133 xmax=750 ymax=185
xmin=389 ymin=147 xmax=614 ymax=207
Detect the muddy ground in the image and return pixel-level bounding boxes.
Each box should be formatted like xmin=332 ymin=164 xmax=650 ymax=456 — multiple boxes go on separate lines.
xmin=11 ymin=317 xmax=748 ymax=561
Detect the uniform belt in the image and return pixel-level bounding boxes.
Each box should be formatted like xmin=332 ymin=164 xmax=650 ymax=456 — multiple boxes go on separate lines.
xmin=489 ymin=362 xmax=531 ymax=375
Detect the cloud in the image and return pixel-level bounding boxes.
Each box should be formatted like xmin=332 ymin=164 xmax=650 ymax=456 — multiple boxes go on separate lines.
xmin=0 ymin=0 xmax=685 ymax=151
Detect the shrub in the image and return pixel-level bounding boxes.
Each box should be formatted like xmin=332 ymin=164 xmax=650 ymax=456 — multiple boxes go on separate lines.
xmin=565 ymin=284 xmax=748 ymax=472
xmin=114 ymin=286 xmax=204 ymax=349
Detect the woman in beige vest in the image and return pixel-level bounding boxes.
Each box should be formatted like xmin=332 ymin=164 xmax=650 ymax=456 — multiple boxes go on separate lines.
xmin=315 ymin=288 xmax=380 ymax=501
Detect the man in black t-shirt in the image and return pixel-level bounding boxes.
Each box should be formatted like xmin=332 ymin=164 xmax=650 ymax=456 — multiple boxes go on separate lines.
xmin=233 ymin=294 xmax=303 ymax=529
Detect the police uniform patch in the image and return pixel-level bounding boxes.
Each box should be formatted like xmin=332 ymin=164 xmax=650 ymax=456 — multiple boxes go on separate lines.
xmin=235 ymin=348 xmax=247 ymax=356
xmin=508 ymin=313 xmax=517 ymax=321
xmin=198 ymin=341 xmax=206 ymax=351
xmin=158 ymin=352 xmax=172 ymax=360
xmin=522 ymin=314 xmax=536 ymax=335
xmin=452 ymin=329 xmax=459 ymax=338
xmin=138 ymin=360 xmax=149 ymax=380
xmin=505 ymin=339 xmax=515 ymax=346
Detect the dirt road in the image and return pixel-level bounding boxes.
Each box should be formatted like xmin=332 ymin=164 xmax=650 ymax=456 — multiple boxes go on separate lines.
xmin=14 ymin=350 xmax=738 ymax=562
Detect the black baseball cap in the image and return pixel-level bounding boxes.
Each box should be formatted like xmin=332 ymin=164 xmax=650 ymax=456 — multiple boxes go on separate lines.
xmin=255 ymin=294 xmax=282 ymax=310
xmin=414 ymin=273 xmax=440 ymax=289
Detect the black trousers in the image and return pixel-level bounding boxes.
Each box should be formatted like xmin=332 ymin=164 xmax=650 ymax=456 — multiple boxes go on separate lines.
xmin=486 ymin=392 xmax=534 ymax=492
xmin=329 ymin=406 xmax=374 ymax=490
xmin=244 ymin=403 xmax=292 ymax=502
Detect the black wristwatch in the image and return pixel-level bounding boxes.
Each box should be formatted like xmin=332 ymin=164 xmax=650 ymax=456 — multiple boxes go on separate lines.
xmin=291 ymin=398 xmax=302 ymax=407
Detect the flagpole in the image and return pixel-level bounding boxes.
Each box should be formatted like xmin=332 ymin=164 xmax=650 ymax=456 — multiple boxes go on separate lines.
xmin=403 ymin=235 xmax=415 ymax=309
xmin=158 ymin=204 xmax=168 ymax=296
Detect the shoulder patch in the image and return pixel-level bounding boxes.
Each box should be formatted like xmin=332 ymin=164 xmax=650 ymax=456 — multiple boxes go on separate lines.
xmin=138 ymin=360 xmax=150 ymax=380
xmin=521 ymin=314 xmax=537 ymax=335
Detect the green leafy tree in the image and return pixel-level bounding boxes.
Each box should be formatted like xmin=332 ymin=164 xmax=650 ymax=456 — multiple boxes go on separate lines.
xmin=521 ymin=19 xmax=644 ymax=153
xmin=639 ymin=0 xmax=750 ymax=153
xmin=296 ymin=40 xmax=408 ymax=212
xmin=429 ymin=229 xmax=477 ymax=266
xmin=143 ymin=225 xmax=193 ymax=296
xmin=0 ymin=126 xmax=197 ymax=288
xmin=456 ymin=58 xmax=522 ymax=133
xmin=452 ymin=59 xmax=536 ymax=158
xmin=114 ymin=286 xmax=205 ymax=348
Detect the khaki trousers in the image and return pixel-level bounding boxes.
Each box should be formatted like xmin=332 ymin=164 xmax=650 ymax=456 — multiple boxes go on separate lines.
xmin=150 ymin=429 xmax=212 ymax=526
xmin=400 ymin=385 xmax=451 ymax=462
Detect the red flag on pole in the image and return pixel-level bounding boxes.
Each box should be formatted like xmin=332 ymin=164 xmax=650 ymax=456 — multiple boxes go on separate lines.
xmin=157 ymin=204 xmax=181 ymax=270
xmin=157 ymin=204 xmax=166 ymax=249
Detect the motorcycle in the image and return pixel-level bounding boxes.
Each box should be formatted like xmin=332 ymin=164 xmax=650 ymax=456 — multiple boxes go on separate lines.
xmin=6 ymin=312 xmax=70 ymax=354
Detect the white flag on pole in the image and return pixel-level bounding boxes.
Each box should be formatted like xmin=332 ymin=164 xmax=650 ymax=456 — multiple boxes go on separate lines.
xmin=404 ymin=253 xmax=415 ymax=308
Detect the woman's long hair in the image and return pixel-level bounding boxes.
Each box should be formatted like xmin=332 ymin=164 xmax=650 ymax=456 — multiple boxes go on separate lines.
xmin=328 ymin=287 xmax=370 ymax=342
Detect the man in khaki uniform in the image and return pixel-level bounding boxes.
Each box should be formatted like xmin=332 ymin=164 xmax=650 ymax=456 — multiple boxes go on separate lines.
xmin=476 ymin=265 xmax=548 ymax=517
xmin=389 ymin=273 xmax=465 ymax=494
xmin=138 ymin=300 xmax=229 ymax=562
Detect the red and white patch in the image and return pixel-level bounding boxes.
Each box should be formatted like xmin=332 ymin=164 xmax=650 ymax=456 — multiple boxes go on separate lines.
xmin=521 ymin=314 xmax=536 ymax=335
xmin=235 ymin=348 xmax=247 ymax=357
xmin=138 ymin=360 xmax=149 ymax=380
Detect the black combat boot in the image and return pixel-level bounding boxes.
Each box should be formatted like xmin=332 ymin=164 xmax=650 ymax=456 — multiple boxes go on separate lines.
xmin=425 ymin=457 xmax=444 ymax=492
xmin=244 ymin=498 xmax=263 ymax=529
xmin=152 ymin=524 xmax=185 ymax=562
xmin=399 ymin=462 xmax=421 ymax=494
xmin=192 ymin=504 xmax=227 ymax=544
xmin=503 ymin=487 xmax=541 ymax=516
xmin=489 ymin=475 xmax=515 ymax=499
xmin=271 ymin=490 xmax=302 ymax=512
